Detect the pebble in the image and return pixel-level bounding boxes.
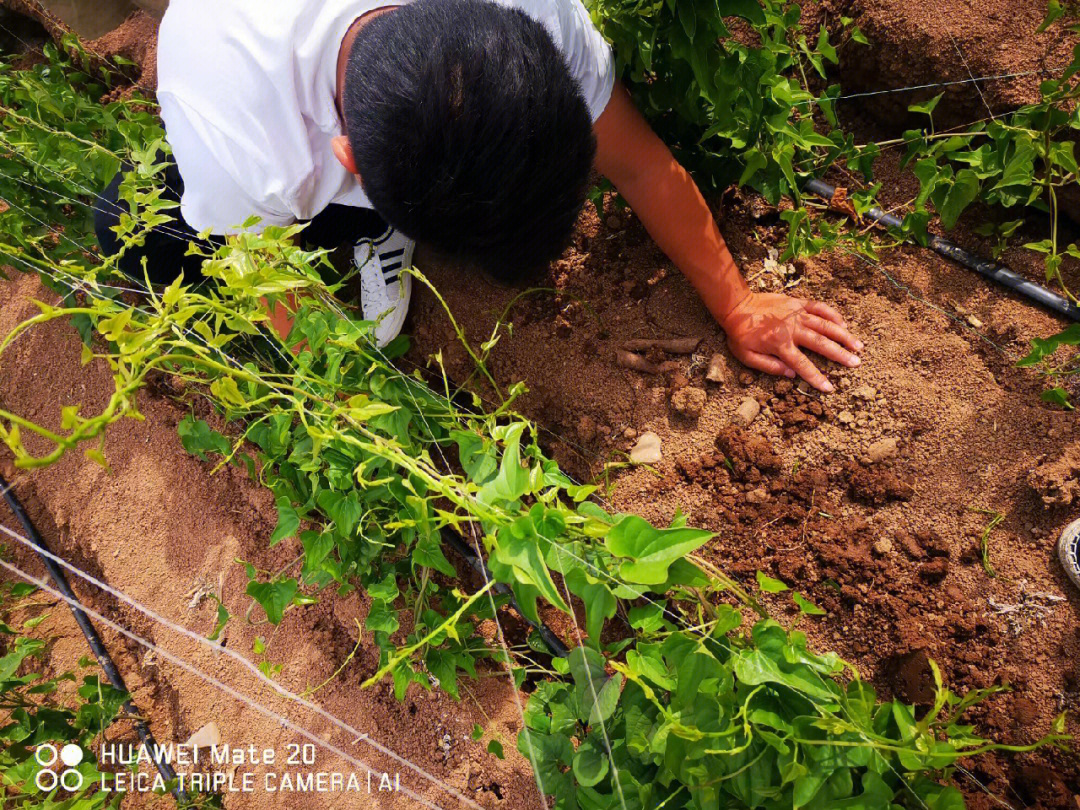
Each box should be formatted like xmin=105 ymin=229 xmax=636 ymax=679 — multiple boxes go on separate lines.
xmin=706 ymin=354 xmax=728 ymax=384
xmin=865 ymin=437 xmax=898 ymax=463
xmin=629 ymin=431 xmax=662 ymax=464
xmin=872 ymin=537 xmax=894 ymax=556
xmin=623 ymin=427 xmax=637 ymax=439
xmin=734 ymin=396 xmax=761 ymax=425
xmin=966 ymin=315 xmax=984 ymax=328
xmin=185 ymin=723 xmax=221 ymax=749
xmin=838 ymin=409 xmax=855 ymax=426
xmin=671 ymin=386 xmax=707 ymax=417
xmin=851 ymin=384 xmax=877 ymax=400
xmin=745 ymin=487 xmax=769 ymax=504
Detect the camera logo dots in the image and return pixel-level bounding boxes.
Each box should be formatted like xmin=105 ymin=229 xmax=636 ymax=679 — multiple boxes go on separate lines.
xmin=34 ymin=743 xmax=85 ymax=792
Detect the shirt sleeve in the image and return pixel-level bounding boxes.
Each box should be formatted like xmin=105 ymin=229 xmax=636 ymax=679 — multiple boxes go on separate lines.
xmin=553 ymin=0 xmax=616 ymax=121
xmin=158 ymin=92 xmax=297 ymax=235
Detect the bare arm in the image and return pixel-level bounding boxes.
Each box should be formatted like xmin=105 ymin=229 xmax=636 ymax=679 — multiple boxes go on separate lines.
xmin=592 ymin=83 xmax=862 ymax=392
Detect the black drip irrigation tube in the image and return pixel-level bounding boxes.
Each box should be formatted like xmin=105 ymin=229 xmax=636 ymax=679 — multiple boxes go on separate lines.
xmin=804 ymin=178 xmax=1080 ymax=322
xmin=441 ymin=528 xmax=570 ymax=658
xmin=441 ymin=527 xmax=698 ymax=658
xmin=0 ymin=474 xmax=186 ymax=803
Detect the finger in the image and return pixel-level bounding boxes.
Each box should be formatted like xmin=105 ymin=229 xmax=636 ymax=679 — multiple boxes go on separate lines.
xmin=803 ymin=300 xmax=848 ymax=330
xmin=735 ymin=348 xmax=797 ymax=379
xmin=779 ymin=346 xmax=834 ymax=392
xmin=796 ymin=327 xmax=861 ymax=369
xmin=801 ymin=314 xmax=864 ymax=354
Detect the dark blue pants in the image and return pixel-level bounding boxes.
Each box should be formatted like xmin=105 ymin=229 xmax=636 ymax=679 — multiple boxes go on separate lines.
xmin=94 ymin=153 xmax=387 ymax=286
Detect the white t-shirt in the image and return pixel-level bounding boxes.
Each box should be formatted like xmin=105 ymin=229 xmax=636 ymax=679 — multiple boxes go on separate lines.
xmin=156 ymin=0 xmax=615 ymax=234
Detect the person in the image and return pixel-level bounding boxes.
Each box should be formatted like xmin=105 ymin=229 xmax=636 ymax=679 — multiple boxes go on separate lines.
xmin=94 ymin=0 xmax=863 ymax=392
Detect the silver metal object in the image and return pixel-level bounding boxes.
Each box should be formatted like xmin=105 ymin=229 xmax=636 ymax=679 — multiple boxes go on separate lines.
xmin=1059 ymin=517 xmax=1080 ymax=591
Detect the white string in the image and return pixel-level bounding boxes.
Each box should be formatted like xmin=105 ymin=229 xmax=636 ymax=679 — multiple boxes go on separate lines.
xmin=0 ymin=518 xmax=486 ymax=809
xmin=934 ymin=9 xmax=997 ymax=121
xmin=0 ymin=547 xmax=452 ymax=810
xmin=796 ymin=70 xmax=1038 ymax=108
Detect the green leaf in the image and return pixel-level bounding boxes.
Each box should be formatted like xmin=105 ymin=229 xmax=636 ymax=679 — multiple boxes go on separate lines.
xmin=245 ymin=577 xmax=298 ymax=625
xmin=572 ymin=740 xmax=610 ymax=787
xmin=605 ymin=516 xmax=712 ymax=585
xmin=479 ymin=423 xmax=532 ymax=504
xmin=909 ymin=92 xmax=944 ymax=117
xmin=567 ymin=647 xmax=622 ymax=725
xmin=365 ymin=599 xmax=399 ymax=635
xmin=208 ymin=602 xmax=229 ymax=642
xmin=756 ymin=571 xmax=789 ymax=593
xmin=718 ymin=0 xmax=766 ymax=25
xmin=177 ymin=415 xmax=231 ymax=461
xmin=487 ymin=740 xmax=505 ymax=759
xmin=793 ymin=591 xmax=826 ymax=615
xmin=413 ymin=534 xmax=457 ymax=578
xmin=1018 ymin=323 xmax=1080 ymax=366
xmin=1038 ymin=0 xmax=1064 ymax=32
xmin=494 ymin=512 xmax=569 ymax=618
xmin=992 ymin=141 xmax=1036 ymax=192
xmin=937 ymin=169 xmax=980 ymax=229
xmin=565 ymin=567 xmax=617 ymax=643
xmin=316 ymin=489 xmax=362 ymax=537
xmin=269 ymin=498 xmax=300 ymax=546
xmin=1041 ymin=386 xmax=1074 ymax=408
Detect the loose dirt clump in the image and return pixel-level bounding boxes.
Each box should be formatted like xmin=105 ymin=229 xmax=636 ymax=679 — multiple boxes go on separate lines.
xmin=1030 ymin=441 xmax=1080 ymax=506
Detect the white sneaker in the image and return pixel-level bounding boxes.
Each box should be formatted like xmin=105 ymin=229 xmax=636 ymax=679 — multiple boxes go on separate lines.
xmin=356 ymin=226 xmax=414 ymax=347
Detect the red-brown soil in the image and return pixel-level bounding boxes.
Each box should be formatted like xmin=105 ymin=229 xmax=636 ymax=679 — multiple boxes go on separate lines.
xmin=2 ymin=0 xmax=1080 ymax=808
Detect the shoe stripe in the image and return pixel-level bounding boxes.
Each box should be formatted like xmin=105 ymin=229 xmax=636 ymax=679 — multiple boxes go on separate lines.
xmin=381 ymin=260 xmax=403 ymax=273
xmin=380 ymin=248 xmax=405 ymax=260
xmin=384 ymin=270 xmax=400 ymax=283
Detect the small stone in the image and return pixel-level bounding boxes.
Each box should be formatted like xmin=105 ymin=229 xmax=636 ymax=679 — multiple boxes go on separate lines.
xmin=966 ymin=315 xmax=984 ymax=328
xmin=185 ymin=723 xmax=221 ymax=749
xmin=866 ymin=437 xmax=898 ymax=463
xmin=873 ymin=538 xmax=894 ymax=556
xmin=738 ymin=372 xmax=754 ymax=386
xmin=838 ymin=409 xmax=855 ymax=426
xmin=734 ymin=396 xmax=761 ymax=425
xmin=745 ymin=487 xmax=769 ymax=504
xmin=629 ymin=431 xmax=662 ymax=464
xmin=671 ymin=386 xmax=707 ymax=417
xmin=705 ymin=354 xmax=728 ymax=384
xmin=623 ymin=427 xmax=637 ymax=439
xmin=851 ymin=384 xmax=877 ymax=400
xmin=605 ymin=215 xmax=623 ymax=230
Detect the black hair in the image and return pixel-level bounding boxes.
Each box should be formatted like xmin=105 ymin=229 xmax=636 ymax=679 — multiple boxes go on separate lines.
xmin=342 ymin=0 xmax=596 ymax=280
